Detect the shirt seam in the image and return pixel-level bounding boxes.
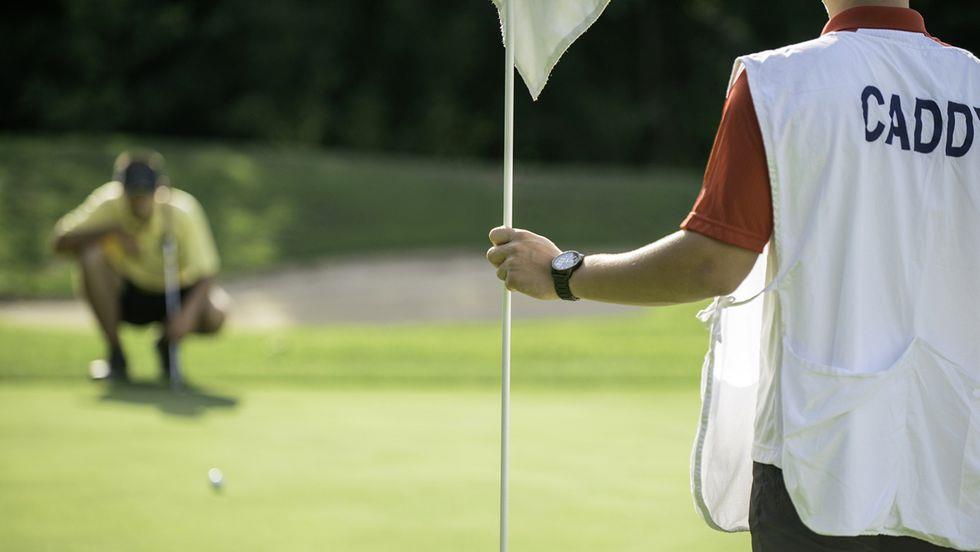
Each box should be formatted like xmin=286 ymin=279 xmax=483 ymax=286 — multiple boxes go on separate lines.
xmin=683 ymin=212 xmax=769 ymax=243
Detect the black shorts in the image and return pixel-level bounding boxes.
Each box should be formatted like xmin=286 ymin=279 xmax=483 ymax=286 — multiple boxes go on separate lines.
xmin=750 ymin=462 xmax=960 ymax=552
xmin=119 ymin=279 xmax=199 ymax=326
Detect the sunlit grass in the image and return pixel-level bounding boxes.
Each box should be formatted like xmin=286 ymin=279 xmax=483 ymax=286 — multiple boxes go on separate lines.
xmin=0 ymin=304 xmax=708 ymax=388
xmin=0 ymin=304 xmax=740 ymax=551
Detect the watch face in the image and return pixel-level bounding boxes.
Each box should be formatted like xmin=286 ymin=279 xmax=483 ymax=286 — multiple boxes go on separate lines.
xmin=552 ymin=251 xmax=581 ymax=271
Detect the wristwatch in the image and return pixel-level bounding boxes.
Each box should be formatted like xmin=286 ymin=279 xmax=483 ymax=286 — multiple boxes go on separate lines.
xmin=551 ymin=250 xmax=585 ymax=301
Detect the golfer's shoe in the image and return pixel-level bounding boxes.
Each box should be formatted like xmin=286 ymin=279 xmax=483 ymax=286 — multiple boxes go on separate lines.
xmin=89 ymin=346 xmax=129 ymax=382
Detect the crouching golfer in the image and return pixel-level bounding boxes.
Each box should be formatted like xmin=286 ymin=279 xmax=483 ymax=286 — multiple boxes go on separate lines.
xmin=487 ymin=1 xmax=978 ymax=551
xmin=53 ymin=151 xmax=229 ymax=382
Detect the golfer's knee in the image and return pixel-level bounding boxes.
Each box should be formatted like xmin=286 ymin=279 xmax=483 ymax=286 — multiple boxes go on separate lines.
xmin=78 ymin=244 xmax=106 ymax=271
xmin=199 ymin=308 xmax=226 ymax=334
xmin=78 ymin=245 xmax=118 ymax=287
xmin=199 ymin=287 xmax=231 ymax=334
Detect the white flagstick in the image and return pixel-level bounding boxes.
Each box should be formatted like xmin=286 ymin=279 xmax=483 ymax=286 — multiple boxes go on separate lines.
xmin=499 ymin=0 xmax=515 ymax=550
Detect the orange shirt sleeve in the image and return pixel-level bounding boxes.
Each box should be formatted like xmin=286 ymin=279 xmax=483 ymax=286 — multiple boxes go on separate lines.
xmin=680 ymin=71 xmax=773 ymax=253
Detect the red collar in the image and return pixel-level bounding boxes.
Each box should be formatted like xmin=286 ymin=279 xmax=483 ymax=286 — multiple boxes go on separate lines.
xmin=822 ymin=6 xmax=927 ymax=36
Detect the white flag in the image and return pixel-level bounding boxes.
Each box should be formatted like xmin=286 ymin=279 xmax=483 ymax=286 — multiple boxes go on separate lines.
xmin=491 ymin=0 xmax=612 ymax=100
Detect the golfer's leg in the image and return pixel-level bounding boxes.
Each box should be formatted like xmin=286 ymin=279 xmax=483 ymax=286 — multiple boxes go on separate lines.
xmin=78 ymin=245 xmax=123 ymax=347
xmin=750 ymin=463 xmax=879 ymax=552
xmin=194 ymin=285 xmax=230 ymax=334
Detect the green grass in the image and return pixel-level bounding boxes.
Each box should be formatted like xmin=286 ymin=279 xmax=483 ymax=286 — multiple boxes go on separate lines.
xmin=0 ymin=306 xmax=710 ymax=388
xmin=0 ymin=308 xmax=752 ymax=551
xmin=0 ymin=134 xmax=701 ymax=298
xmin=0 ymin=386 xmax=747 ymax=552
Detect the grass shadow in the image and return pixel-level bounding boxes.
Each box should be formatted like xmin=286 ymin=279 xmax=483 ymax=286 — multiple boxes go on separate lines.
xmin=98 ymin=380 xmax=239 ymax=418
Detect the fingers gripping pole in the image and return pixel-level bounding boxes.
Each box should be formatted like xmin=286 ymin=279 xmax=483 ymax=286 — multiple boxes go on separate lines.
xmin=500 ymin=1 xmax=515 ymax=551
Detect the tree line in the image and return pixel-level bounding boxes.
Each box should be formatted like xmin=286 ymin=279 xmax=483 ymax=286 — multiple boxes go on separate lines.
xmin=2 ymin=0 xmax=976 ymax=166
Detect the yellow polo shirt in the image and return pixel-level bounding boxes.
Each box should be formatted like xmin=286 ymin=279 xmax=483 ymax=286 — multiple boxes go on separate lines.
xmin=54 ymin=182 xmax=220 ymax=292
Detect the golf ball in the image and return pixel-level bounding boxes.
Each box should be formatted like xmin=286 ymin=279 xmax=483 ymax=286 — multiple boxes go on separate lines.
xmin=208 ymin=467 xmax=224 ymax=488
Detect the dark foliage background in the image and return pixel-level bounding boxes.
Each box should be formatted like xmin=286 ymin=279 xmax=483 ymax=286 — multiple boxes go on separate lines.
xmin=3 ymin=1 xmax=977 ymax=166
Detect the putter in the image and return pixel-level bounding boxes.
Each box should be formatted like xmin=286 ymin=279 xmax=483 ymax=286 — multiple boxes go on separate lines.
xmin=162 ymin=209 xmax=183 ymax=392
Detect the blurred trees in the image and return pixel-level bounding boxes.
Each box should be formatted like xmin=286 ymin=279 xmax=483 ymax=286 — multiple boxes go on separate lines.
xmin=1 ymin=0 xmax=977 ymax=166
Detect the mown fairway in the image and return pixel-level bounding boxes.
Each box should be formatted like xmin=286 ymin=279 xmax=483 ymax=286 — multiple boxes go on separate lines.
xmin=0 ymin=306 xmax=751 ymax=551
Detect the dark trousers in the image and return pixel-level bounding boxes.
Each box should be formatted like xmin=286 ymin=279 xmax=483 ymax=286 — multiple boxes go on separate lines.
xmin=119 ymin=279 xmax=198 ymax=326
xmin=750 ymin=463 xmax=961 ymax=552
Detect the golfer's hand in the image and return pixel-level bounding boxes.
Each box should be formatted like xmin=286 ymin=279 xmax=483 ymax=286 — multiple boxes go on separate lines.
xmin=487 ymin=226 xmax=561 ymax=300
xmin=112 ymin=227 xmax=139 ymax=257
xmin=166 ymin=312 xmax=195 ymax=342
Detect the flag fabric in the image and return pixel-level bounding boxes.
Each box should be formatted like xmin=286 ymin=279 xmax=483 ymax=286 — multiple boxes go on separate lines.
xmin=491 ymin=0 xmax=612 ymax=100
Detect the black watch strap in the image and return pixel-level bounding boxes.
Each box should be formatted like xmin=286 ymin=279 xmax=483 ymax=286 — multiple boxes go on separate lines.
xmin=552 ymin=270 xmax=579 ymax=301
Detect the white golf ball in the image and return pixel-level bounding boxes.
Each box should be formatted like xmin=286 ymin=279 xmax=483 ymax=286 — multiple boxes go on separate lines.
xmin=208 ymin=467 xmax=224 ymax=488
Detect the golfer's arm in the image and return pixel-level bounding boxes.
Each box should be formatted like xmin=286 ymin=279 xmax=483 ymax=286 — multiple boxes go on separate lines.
xmin=568 ymin=231 xmax=759 ymax=306
xmin=52 ymin=226 xmax=120 ymax=255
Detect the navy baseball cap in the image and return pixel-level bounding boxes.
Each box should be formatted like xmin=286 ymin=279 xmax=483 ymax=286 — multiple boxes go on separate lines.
xmin=121 ymin=161 xmax=160 ymax=194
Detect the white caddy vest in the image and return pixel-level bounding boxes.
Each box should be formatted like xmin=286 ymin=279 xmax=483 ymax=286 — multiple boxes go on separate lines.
xmin=691 ymin=29 xmax=980 ymax=550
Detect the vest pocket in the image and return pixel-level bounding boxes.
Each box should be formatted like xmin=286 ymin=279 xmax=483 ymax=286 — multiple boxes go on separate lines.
xmin=779 ymin=337 xmax=978 ymax=544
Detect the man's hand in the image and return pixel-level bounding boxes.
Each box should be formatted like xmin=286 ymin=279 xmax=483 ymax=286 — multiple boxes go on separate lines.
xmin=486 ymin=226 xmax=562 ymax=300
xmin=165 ymin=309 xmax=196 ymax=342
xmin=164 ymin=278 xmax=215 ymax=342
xmin=111 ymin=227 xmax=140 ymax=257
xmin=53 ymin=225 xmax=139 ymax=257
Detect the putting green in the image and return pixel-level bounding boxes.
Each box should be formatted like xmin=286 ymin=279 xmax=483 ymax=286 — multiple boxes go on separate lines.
xmin=0 ymin=384 xmax=748 ymax=551
xmin=0 ymin=306 xmax=749 ymax=550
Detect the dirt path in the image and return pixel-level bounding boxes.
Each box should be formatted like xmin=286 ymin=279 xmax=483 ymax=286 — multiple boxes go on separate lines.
xmin=0 ymin=250 xmax=640 ymax=329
